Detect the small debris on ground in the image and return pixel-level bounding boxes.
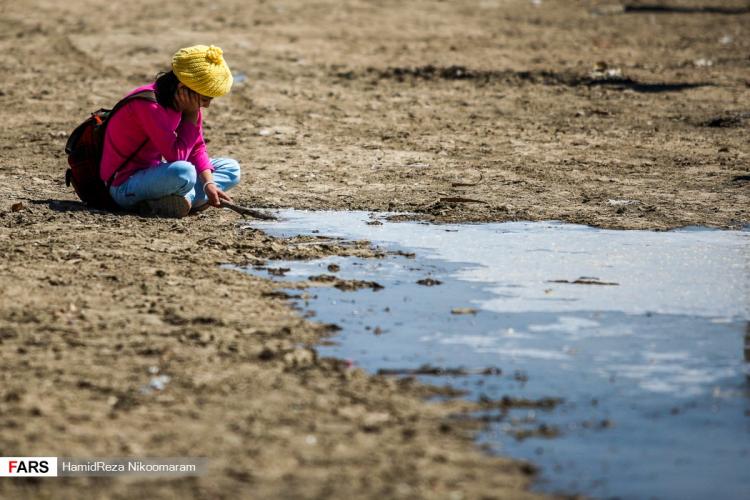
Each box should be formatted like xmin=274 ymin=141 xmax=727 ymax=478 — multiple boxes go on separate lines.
xmin=590 ymin=61 xmax=623 ymax=80
xmin=607 ymin=199 xmax=639 ymax=207
xmin=140 ymin=375 xmax=171 ymax=394
xmin=309 ymin=274 xmax=338 ymax=283
xmin=335 ymin=279 xmax=384 ymax=291
xmin=510 ymin=424 xmax=560 ymax=440
xmin=377 ymin=364 xmax=502 ymax=376
xmin=548 ymin=277 xmax=619 ymax=286
xmin=451 ymin=307 xmax=478 ymax=315
xmin=480 ymin=395 xmax=562 ymax=410
xmin=308 ymin=274 xmax=384 ymax=291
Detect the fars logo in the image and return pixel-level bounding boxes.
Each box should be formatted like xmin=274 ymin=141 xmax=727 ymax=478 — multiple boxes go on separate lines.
xmin=0 ymin=457 xmax=57 ymax=477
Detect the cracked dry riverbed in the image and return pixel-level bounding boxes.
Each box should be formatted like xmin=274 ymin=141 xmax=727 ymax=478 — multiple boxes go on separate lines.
xmin=1 ymin=0 xmax=749 ymax=498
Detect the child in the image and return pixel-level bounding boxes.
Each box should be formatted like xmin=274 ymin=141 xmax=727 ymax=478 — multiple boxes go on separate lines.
xmin=101 ymin=44 xmax=240 ymax=218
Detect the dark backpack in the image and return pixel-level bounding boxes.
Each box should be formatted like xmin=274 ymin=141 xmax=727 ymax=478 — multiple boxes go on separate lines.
xmin=64 ymin=90 xmax=157 ymax=209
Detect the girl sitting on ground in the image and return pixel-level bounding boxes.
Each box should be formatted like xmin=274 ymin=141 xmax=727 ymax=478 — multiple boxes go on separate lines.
xmin=101 ymin=44 xmax=240 ymax=218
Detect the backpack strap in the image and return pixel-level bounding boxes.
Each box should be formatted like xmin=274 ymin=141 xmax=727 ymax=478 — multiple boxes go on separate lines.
xmin=109 ymin=89 xmax=157 ymax=117
xmin=104 ymin=90 xmax=158 ymax=188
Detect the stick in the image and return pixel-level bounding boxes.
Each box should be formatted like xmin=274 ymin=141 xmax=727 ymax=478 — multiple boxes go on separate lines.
xmin=219 ymin=201 xmax=278 ymax=220
xmin=439 ymin=197 xmax=489 ymax=205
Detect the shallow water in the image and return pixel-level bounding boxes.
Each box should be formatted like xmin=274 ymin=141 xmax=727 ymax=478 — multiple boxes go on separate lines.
xmin=237 ymin=210 xmax=750 ymax=499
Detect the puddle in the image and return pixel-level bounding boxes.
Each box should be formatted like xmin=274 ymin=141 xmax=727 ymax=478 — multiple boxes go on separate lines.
xmin=234 ymin=210 xmax=750 ymax=499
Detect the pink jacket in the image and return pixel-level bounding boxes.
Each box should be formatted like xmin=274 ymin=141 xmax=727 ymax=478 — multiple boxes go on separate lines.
xmin=100 ymin=83 xmax=212 ymax=186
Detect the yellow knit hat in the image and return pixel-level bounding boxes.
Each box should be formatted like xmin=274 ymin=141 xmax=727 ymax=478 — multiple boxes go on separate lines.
xmin=171 ymin=45 xmax=233 ymax=98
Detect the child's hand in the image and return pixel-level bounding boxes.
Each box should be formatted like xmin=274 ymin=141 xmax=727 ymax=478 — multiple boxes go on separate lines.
xmin=175 ymin=87 xmax=201 ymax=123
xmin=204 ymin=183 xmax=233 ymax=207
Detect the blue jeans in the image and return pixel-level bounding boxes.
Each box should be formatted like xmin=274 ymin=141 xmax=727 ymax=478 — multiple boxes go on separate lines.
xmin=109 ymin=158 xmax=241 ymax=210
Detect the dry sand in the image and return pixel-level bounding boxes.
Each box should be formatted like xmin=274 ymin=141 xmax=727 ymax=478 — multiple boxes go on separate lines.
xmin=0 ymin=0 xmax=747 ymax=498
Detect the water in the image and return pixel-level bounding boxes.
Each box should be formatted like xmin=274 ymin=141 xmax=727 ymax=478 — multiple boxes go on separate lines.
xmin=235 ymin=209 xmax=750 ymax=499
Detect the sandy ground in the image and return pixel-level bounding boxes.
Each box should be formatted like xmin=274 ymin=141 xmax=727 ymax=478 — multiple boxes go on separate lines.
xmin=0 ymin=0 xmax=748 ymax=498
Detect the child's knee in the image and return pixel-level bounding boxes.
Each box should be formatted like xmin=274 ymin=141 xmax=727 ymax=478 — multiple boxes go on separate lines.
xmin=227 ymin=159 xmax=241 ymax=186
xmin=166 ymin=161 xmax=197 ymax=191
xmin=217 ymin=158 xmax=241 ymax=187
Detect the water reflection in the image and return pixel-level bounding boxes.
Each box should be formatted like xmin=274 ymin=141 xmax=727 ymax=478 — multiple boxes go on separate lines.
xmin=241 ymin=210 xmax=750 ymax=499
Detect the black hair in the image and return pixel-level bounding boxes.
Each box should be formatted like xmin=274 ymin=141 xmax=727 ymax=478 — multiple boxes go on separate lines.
xmin=154 ymin=70 xmax=180 ymax=110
